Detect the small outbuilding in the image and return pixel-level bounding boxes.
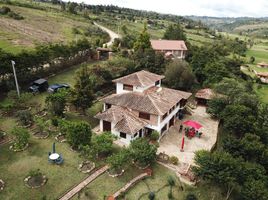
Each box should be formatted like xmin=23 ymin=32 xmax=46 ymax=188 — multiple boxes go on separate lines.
xmin=195 ymin=88 xmax=214 ymax=105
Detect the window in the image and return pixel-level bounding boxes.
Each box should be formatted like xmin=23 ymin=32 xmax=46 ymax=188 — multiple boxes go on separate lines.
xmin=139 ymin=112 xmax=150 ymax=120
xmin=134 ymin=133 xmax=138 ymax=138
xmin=120 ymin=132 xmax=127 ymax=139
xmin=162 ymin=113 xmax=168 ymax=120
xmin=106 ymin=103 xmax=111 ymax=109
xmin=123 ymin=84 xmax=133 ymax=91
xmin=155 ymin=80 xmax=160 ymax=86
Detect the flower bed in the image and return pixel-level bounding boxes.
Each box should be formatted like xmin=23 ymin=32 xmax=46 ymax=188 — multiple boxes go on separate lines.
xmin=78 ymin=161 xmax=95 ymax=173
xmin=55 ymin=133 xmax=67 ymax=143
xmin=33 ymin=131 xmax=49 ymax=139
xmin=34 ymin=110 xmax=47 ymax=118
xmin=0 ymin=131 xmax=8 ymax=145
xmin=107 ymin=168 xmax=125 ymax=177
xmin=133 ymin=161 xmax=150 ymax=170
xmin=0 ymin=179 xmax=5 ymax=191
xmin=24 ymin=175 xmax=47 ymax=189
xmin=9 ymin=143 xmax=29 ymax=152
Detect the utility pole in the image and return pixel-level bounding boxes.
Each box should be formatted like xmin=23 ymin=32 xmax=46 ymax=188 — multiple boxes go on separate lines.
xmin=11 ymin=60 xmax=20 ymax=97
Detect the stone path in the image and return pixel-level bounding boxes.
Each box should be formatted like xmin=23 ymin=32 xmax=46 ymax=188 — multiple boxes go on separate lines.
xmin=58 ymin=165 xmax=109 ymax=200
xmin=108 ymin=170 xmax=151 ymax=200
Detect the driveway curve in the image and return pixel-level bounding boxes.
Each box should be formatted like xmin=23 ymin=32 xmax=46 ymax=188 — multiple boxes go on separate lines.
xmin=93 ymin=22 xmax=121 ymax=47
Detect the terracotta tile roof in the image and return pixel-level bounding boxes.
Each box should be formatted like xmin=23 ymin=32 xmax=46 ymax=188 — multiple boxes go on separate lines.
xmin=112 ymin=70 xmax=164 ymax=87
xmin=150 ymin=40 xmax=187 ymax=51
xmin=95 ymin=106 xmax=147 ymax=135
xmin=195 ymin=88 xmax=215 ymax=100
xmin=102 ymin=87 xmax=192 ymax=115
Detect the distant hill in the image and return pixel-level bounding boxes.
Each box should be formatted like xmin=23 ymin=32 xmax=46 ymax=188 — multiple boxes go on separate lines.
xmin=187 ymin=16 xmax=268 ymax=39
xmin=0 ymin=0 xmax=208 ymax=54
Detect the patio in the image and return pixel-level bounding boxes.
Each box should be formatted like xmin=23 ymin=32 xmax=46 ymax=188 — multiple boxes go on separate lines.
xmin=158 ymin=106 xmax=219 ymax=165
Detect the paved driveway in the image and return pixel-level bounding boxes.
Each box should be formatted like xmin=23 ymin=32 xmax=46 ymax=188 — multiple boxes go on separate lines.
xmin=158 ymin=106 xmax=219 ymax=165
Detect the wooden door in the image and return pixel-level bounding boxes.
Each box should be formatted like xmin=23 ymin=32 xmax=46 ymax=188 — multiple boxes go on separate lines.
xmin=103 ymin=120 xmax=111 ymax=132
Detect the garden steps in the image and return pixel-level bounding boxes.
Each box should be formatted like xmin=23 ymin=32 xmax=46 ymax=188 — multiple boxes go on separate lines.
xmin=157 ymin=161 xmax=196 ymax=185
xmin=108 ymin=169 xmax=152 ymax=200
xmin=58 ymin=165 xmax=109 ymax=200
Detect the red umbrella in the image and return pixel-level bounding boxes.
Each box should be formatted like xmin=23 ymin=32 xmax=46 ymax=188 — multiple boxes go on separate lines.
xmin=180 ymin=135 xmax=185 ymax=152
xmin=183 ymin=120 xmax=202 ymax=130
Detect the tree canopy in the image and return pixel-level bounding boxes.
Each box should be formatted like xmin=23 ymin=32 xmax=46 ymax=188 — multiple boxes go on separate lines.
xmin=71 ymin=66 xmax=95 ymax=112
xmin=164 ymin=59 xmax=196 ymax=90
xmin=163 ymin=24 xmax=186 ymax=41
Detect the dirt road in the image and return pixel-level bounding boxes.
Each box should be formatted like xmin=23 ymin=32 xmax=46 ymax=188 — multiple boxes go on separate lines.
xmin=94 ymin=22 xmax=121 ymax=47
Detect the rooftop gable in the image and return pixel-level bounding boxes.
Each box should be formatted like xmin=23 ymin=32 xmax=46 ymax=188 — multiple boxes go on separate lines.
xmin=112 ymin=70 xmax=164 ymax=87
xmin=102 ymin=86 xmax=192 ymax=115
xmin=95 ymin=106 xmax=147 ymax=135
xmin=150 ymin=40 xmax=187 ymax=51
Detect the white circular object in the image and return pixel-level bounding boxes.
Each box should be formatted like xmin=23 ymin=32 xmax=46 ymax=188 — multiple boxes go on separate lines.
xmin=49 ymin=153 xmax=60 ymax=160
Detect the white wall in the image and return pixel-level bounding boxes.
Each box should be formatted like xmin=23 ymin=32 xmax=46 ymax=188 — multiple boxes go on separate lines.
xmin=116 ymin=83 xmax=125 ymax=94
xmin=145 ymin=105 xmax=181 ymax=132
xmin=100 ymin=120 xmax=103 ymax=132
xmin=116 ymin=81 xmax=161 ymax=94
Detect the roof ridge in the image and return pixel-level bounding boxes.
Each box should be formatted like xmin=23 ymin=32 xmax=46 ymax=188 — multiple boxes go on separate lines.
xmin=136 ymin=73 xmax=144 ymax=86
xmin=147 ymin=94 xmax=163 ymax=115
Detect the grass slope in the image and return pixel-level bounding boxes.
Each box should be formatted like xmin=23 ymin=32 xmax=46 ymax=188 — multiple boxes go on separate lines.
xmin=0 ymin=1 xmax=97 ymax=54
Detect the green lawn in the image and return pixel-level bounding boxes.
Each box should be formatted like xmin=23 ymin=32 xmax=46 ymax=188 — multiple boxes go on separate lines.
xmin=0 ymin=130 xmax=85 ymax=200
xmin=72 ymin=163 xmax=227 ymax=200
xmin=124 ymin=164 xmax=226 ymax=200
xmin=72 ymin=165 xmax=143 ymax=199
xmin=0 ymin=60 xmax=105 ymax=199
xmin=255 ymin=84 xmax=268 ymax=104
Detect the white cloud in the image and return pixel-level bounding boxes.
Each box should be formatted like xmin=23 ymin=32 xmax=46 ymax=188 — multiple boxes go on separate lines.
xmin=67 ymin=0 xmax=268 ymax=17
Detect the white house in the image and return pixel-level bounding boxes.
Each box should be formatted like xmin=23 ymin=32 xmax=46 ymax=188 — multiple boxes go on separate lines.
xmin=95 ymin=70 xmax=192 ymax=145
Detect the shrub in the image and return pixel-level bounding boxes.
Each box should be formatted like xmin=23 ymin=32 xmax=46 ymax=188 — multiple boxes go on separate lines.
xmin=51 ymin=117 xmax=59 ymax=127
xmin=148 ymin=192 xmax=155 ymax=200
xmin=167 ymin=176 xmax=176 ymax=187
xmin=11 ymin=127 xmax=30 ymax=149
xmin=150 ymin=131 xmax=159 ymax=141
xmin=130 ymin=138 xmax=158 ymax=167
xmin=28 ymin=169 xmax=42 ymax=177
xmin=0 ymin=130 xmax=5 ymax=139
xmin=66 ymin=121 xmax=92 ymax=149
xmin=0 ymin=6 xmax=11 ymax=14
xmin=17 ymin=110 xmax=33 ymax=126
xmin=46 ymin=89 xmax=68 ymax=117
xmin=185 ymin=193 xmax=198 ymax=200
xmin=8 ymin=11 xmax=24 ymax=20
xmin=107 ymin=149 xmax=130 ymax=171
xmin=168 ymin=190 xmax=173 ymax=199
xmin=34 ymin=116 xmax=46 ymax=133
xmin=170 ymin=156 xmax=179 ymax=165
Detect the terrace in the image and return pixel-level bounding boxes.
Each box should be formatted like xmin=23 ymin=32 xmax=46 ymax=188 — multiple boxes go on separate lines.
xmin=158 ymin=106 xmax=219 ymax=165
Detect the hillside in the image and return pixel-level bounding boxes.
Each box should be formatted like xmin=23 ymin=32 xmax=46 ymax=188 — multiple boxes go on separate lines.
xmin=0 ymin=0 xmax=109 ymax=53
xmin=188 ymin=16 xmax=268 ymax=39
xmin=0 ymin=0 xmax=211 ymax=54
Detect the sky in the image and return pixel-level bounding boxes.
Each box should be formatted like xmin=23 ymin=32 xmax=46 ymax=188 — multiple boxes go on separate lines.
xmin=67 ymin=0 xmax=268 ymax=18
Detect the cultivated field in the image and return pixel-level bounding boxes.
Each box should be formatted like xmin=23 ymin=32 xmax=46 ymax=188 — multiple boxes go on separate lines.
xmin=0 ymin=1 xmax=104 ymax=54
